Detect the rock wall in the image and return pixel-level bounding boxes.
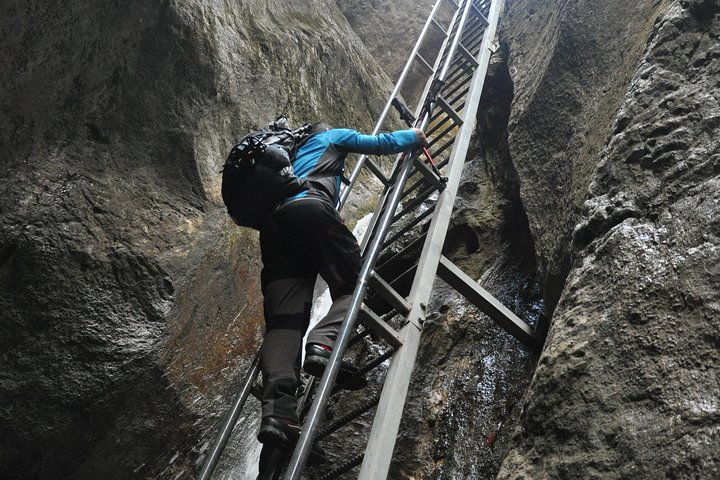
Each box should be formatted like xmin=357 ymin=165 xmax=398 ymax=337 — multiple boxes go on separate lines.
xmin=3 ymin=0 xmax=718 ymax=478
xmin=0 ymin=1 xmax=398 ymax=478
xmin=498 ymin=0 xmax=720 ymax=478
xmin=501 ymin=0 xmax=675 ymax=312
xmin=337 ymin=0 xmax=436 ymax=81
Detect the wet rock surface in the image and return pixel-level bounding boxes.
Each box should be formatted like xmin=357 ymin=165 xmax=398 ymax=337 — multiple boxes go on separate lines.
xmin=499 ymin=1 xmax=720 ymax=478
xmin=500 ymin=0 xmax=674 ymax=312
xmin=0 ymin=1 xmax=396 ymax=478
xmin=2 ymin=0 xmax=718 ymax=478
xmin=337 ymin=0 xmax=436 ymax=82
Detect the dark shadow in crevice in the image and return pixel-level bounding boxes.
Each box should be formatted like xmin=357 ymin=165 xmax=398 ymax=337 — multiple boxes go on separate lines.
xmin=474 ymin=42 xmax=547 ymax=337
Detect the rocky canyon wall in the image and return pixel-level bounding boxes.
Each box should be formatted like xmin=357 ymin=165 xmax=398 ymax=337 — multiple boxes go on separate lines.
xmin=2 ymin=0 xmax=718 ymax=479
xmin=497 ymin=0 xmax=720 ymax=478
xmin=0 ymin=1 xmax=401 ymax=478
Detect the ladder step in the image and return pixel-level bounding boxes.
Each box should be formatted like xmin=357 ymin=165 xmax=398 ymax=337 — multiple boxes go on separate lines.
xmin=426 ymin=113 xmax=455 ymax=138
xmin=437 ymin=95 xmax=465 ymax=126
xmin=458 ymin=42 xmax=480 ymax=69
xmin=415 ymin=52 xmax=435 ymax=74
xmin=368 ymin=264 xmax=418 ymax=317
xmin=393 ymin=184 xmax=437 ymax=226
xmin=431 ymin=18 xmax=447 ymax=36
xmin=368 ymin=272 xmax=411 ymax=315
xmin=436 ymin=255 xmax=538 ymax=348
xmin=471 ymin=3 xmax=490 ymax=25
xmin=427 ymin=119 xmax=460 ymax=144
xmin=330 ymin=348 xmax=396 ymax=398
xmin=359 ymin=306 xmax=403 ymax=349
xmin=440 ymin=66 xmax=473 ymax=99
xmin=357 ymin=348 xmax=395 ymax=377
xmin=378 ymin=233 xmax=426 ymax=272
xmin=427 ymin=134 xmax=455 ymax=157
xmin=413 ymin=158 xmax=446 ymax=193
xmin=442 ymin=82 xmax=471 ymax=111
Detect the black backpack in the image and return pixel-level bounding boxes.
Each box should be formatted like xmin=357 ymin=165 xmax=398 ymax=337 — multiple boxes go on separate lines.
xmin=221 ymin=120 xmax=311 ymax=229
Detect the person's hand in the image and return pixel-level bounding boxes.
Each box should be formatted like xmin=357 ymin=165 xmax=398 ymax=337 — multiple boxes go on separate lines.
xmin=412 ymin=128 xmax=430 ymax=147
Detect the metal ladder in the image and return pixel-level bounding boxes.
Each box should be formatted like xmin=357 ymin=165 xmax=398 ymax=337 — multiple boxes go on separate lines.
xmin=197 ymin=1 xmax=541 ymax=479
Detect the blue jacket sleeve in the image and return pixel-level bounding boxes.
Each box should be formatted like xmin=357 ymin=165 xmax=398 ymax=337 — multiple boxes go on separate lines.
xmin=327 ymin=129 xmax=418 ymax=155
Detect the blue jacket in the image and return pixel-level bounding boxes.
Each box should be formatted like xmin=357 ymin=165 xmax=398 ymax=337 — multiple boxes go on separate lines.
xmin=289 ymin=128 xmax=418 ymax=206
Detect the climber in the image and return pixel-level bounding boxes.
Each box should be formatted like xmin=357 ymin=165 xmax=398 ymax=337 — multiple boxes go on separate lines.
xmin=256 ymin=122 xmax=429 ymax=449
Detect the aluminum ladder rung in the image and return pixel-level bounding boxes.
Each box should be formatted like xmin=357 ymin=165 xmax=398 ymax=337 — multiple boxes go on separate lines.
xmin=359 ymin=306 xmax=403 ymax=349
xmin=427 ymin=136 xmax=455 ymax=160
xmin=364 ymin=157 xmax=390 ymax=186
xmin=398 ymin=139 xmax=456 ymax=204
xmin=328 ymin=348 xmax=395 ymax=396
xmin=427 ymin=118 xmax=460 ymax=143
xmin=471 ymin=3 xmax=490 ymax=25
xmin=437 ymin=95 xmax=465 ymax=126
xmin=415 ymin=52 xmax=435 ymax=74
xmin=457 ymin=42 xmax=480 ymax=71
xmin=425 ymin=113 xmax=455 ymax=138
xmin=373 ymin=264 xmax=418 ymax=303
xmin=431 ymin=18 xmax=447 ymax=36
xmin=436 ymin=255 xmax=538 ymax=348
xmin=413 ymin=158 xmax=447 ymax=195
xmin=316 ymin=349 xmax=394 ymax=440
xmin=437 ymin=70 xmax=473 ymax=105
xmin=441 ymin=84 xmax=471 ymax=113
xmin=356 ymin=348 xmax=395 ymax=377
xmin=376 ymin=233 xmax=426 ymax=273
xmin=368 ymin=272 xmax=411 ymax=315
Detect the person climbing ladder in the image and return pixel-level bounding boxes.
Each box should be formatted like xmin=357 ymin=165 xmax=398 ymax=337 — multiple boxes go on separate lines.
xmin=255 ymin=122 xmax=428 ymax=449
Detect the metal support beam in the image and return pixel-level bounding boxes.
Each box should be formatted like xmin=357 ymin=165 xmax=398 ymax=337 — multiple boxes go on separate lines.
xmin=437 ymin=255 xmax=538 ymax=348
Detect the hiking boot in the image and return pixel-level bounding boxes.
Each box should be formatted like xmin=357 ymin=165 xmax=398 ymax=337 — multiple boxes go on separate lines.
xmin=257 ymin=416 xmax=301 ymax=447
xmin=257 ymin=416 xmax=327 ymax=465
xmin=303 ymin=343 xmax=367 ymax=391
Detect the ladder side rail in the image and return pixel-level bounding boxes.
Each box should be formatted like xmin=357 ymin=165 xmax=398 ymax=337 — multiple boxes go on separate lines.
xmin=358 ymin=1 xmax=501 ymax=478
xmin=196 ymin=354 xmax=261 ymax=480
xmin=359 ymin=1 xmax=466 ymax=254
xmin=415 ymin=0 xmax=474 ymax=128
xmin=338 ymin=0 xmax=446 ymax=210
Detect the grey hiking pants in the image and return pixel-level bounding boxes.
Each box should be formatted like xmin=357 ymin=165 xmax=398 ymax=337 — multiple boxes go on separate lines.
xmin=258 ymin=199 xmax=361 ymax=421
